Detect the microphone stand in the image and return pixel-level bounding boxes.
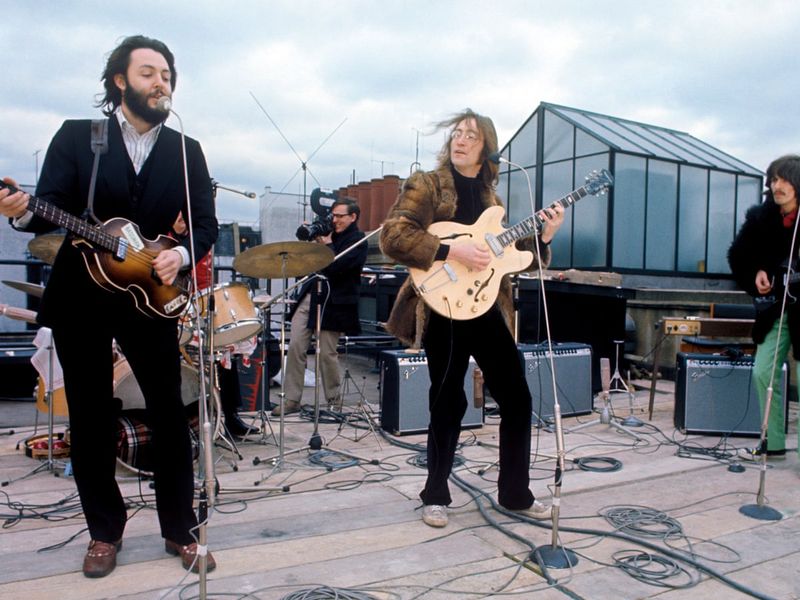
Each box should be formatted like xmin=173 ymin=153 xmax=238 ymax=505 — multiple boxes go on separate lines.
xmin=211 ymin=178 xmax=256 ymax=199
xmin=494 ymin=154 xmax=578 ymax=569
xmin=165 ymin=100 xmax=215 ymax=597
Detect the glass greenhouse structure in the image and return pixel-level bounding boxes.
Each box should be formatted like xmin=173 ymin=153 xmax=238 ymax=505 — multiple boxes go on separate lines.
xmin=497 ymin=102 xmax=764 ymax=278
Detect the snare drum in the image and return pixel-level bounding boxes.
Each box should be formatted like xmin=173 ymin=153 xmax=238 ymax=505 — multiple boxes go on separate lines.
xmin=195 ymin=282 xmax=262 ymax=348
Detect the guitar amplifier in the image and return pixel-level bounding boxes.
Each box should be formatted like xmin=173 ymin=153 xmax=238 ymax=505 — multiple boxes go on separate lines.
xmin=674 ymin=352 xmax=789 ymax=436
xmin=379 ymin=350 xmax=483 ymax=435
xmin=518 ymin=343 xmax=594 ymax=421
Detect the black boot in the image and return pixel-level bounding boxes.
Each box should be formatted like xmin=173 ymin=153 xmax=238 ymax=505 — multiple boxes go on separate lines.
xmin=224 ymin=411 xmax=255 ymax=437
xmin=217 ymin=358 xmax=253 ymax=438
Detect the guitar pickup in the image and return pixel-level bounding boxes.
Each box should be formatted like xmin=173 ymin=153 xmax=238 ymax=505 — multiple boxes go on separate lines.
xmin=485 ymin=233 xmax=503 ymax=257
xmin=115 ymin=239 xmax=128 ymax=261
xmin=443 ymin=262 xmax=457 ymax=282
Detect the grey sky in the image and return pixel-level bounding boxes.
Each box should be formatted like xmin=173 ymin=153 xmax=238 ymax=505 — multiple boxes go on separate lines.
xmin=1 ymin=0 xmax=796 ymax=225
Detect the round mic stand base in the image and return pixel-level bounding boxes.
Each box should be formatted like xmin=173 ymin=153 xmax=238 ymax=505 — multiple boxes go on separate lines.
xmin=739 ymin=503 xmax=782 ymax=521
xmin=533 ymin=545 xmax=579 ymax=569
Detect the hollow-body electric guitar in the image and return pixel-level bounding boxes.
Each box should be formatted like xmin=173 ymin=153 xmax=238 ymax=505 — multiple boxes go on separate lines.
xmin=1 ymin=181 xmax=191 ymax=319
xmin=408 ymin=169 xmax=613 ymax=320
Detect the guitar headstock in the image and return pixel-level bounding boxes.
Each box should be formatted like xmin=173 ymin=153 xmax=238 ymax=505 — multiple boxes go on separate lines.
xmin=584 ymin=169 xmax=614 ymax=196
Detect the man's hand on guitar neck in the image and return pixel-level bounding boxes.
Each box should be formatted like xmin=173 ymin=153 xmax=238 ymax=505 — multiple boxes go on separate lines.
xmin=755 ymin=270 xmax=773 ymax=295
xmin=446 ymin=243 xmax=491 ymax=271
xmin=0 ymin=177 xmax=30 ymax=219
xmin=539 ymin=203 xmax=565 ymax=244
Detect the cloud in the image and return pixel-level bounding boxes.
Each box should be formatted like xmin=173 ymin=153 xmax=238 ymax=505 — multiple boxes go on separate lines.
xmin=2 ymin=0 xmax=799 ymax=222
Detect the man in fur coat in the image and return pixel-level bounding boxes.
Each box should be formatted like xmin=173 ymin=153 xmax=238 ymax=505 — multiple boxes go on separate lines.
xmin=380 ymin=108 xmax=564 ymax=528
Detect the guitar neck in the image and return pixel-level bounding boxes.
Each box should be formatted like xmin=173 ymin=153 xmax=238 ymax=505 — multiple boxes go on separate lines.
xmin=497 ymin=186 xmax=590 ymax=248
xmin=1 ymin=181 xmax=118 ymax=253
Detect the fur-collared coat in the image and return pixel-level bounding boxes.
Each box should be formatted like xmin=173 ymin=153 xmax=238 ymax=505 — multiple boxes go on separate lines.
xmin=379 ymin=165 xmax=551 ymax=347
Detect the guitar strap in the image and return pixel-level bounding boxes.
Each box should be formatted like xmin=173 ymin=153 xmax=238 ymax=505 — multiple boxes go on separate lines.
xmin=85 ymin=118 xmax=109 ymax=225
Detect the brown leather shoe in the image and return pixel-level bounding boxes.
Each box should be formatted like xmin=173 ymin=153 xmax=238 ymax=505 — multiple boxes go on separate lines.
xmin=164 ymin=539 xmax=217 ymax=573
xmin=83 ymin=539 xmax=122 ymax=578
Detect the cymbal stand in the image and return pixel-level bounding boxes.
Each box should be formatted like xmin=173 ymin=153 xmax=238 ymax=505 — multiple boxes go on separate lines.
xmin=608 ymin=339 xmax=642 ymax=427
xmin=567 ymin=358 xmax=642 ymax=441
xmin=7 ymin=328 xmax=68 ymax=485
xmin=252 ymin=256 xmax=311 ymax=485
xmin=334 ymin=343 xmax=380 ymax=447
xmin=252 ymin=230 xmax=383 ymax=477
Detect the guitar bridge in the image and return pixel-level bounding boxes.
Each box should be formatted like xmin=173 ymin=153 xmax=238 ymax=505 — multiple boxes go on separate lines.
xmin=418 ymin=262 xmax=458 ymax=294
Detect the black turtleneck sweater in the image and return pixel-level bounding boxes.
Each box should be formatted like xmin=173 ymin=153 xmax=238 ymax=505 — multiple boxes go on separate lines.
xmin=434 ymin=167 xmax=485 ymax=261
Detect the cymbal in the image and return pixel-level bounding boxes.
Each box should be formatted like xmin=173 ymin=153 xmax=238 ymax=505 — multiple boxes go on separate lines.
xmin=28 ymin=233 xmax=65 ymax=264
xmin=233 ymin=241 xmax=334 ymax=279
xmin=2 ymin=279 xmax=45 ymax=298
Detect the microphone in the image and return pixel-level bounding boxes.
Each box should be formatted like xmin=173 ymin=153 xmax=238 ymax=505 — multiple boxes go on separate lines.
xmin=487 ymin=151 xmax=506 ymax=165
xmin=600 ymin=357 xmax=611 ymax=424
xmin=156 ymin=96 xmax=172 ymax=113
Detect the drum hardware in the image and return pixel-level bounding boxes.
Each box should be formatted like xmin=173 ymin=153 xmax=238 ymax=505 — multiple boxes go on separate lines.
xmin=232 ymin=242 xmax=334 ymax=475
xmin=249 ymin=231 xmax=381 ymax=482
xmin=332 ymin=339 xmax=381 ymax=447
xmin=250 ymin=247 xmax=317 ymax=482
xmin=27 ymin=233 xmax=65 ymax=265
xmin=7 ymin=327 xmax=70 ymax=485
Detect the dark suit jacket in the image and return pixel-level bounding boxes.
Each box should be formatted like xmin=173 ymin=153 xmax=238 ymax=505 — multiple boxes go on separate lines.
xmin=19 ymin=117 xmax=218 ymax=326
xmin=296 ymin=221 xmax=367 ymax=335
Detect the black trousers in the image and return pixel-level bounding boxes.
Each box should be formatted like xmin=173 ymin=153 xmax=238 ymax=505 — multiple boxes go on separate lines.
xmin=421 ymin=307 xmax=534 ymax=509
xmin=53 ymin=297 xmax=198 ymax=545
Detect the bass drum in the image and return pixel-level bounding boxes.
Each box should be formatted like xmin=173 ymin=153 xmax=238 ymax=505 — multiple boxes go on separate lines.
xmin=113 ymin=358 xmax=221 ymax=476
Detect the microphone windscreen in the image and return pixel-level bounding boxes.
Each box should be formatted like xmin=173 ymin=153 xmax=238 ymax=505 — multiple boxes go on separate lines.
xmin=487 ymin=151 xmax=503 ymax=164
xmin=156 ymin=96 xmax=172 ymax=112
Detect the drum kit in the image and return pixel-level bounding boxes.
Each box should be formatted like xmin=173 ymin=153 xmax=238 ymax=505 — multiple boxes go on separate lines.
xmin=2 ymin=230 xmax=363 ymax=479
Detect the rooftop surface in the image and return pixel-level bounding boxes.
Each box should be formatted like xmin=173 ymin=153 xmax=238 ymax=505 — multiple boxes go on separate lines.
xmin=0 ymin=353 xmax=797 ymax=600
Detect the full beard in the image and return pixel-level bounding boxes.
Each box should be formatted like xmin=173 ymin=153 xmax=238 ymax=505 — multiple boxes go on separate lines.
xmin=123 ymin=85 xmax=169 ymax=126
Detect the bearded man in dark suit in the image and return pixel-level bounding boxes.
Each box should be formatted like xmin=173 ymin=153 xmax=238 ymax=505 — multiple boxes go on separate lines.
xmin=0 ymin=35 xmax=217 ymax=577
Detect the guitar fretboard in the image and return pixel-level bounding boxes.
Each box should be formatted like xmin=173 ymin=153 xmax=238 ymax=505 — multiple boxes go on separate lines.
xmin=1 ymin=181 xmax=119 ymax=254
xmin=496 ymin=186 xmax=591 ymax=248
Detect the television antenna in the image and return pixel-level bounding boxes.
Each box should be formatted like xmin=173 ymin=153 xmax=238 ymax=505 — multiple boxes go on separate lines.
xmin=250 ymin=91 xmax=347 ymax=221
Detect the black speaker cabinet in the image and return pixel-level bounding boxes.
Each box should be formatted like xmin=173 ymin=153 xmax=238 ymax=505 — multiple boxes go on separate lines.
xmin=518 ymin=343 xmax=594 ymax=421
xmin=675 ymin=352 xmax=789 ymax=436
xmin=379 ymin=350 xmax=483 ymax=435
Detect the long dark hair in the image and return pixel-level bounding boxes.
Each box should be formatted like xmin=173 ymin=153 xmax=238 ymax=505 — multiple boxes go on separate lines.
xmin=765 ymin=155 xmax=800 ymax=204
xmin=95 ymin=35 xmax=176 ymax=116
xmin=434 ymin=108 xmax=499 ymax=188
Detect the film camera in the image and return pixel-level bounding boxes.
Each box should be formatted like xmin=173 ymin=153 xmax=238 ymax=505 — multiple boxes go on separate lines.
xmin=295 ymin=188 xmax=339 ymax=241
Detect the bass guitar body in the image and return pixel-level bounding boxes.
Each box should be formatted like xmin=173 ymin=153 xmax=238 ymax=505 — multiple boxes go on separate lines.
xmin=74 ymin=218 xmax=192 ymax=319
